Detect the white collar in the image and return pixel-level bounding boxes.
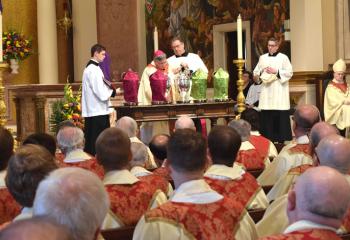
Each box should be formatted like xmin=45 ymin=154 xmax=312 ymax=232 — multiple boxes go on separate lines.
xmin=240 ymin=141 xmax=255 ymax=150
xmin=103 ymin=169 xmax=139 ymax=185
xmin=296 ymin=135 xmax=309 ymax=144
xmin=14 ymin=207 xmax=33 ymax=221
xmin=130 ymin=166 xmax=152 ymax=177
xmin=171 ymin=179 xmax=223 ymax=204
xmin=204 ymin=164 xmax=245 ymax=180
xmin=250 ymin=131 xmax=261 ymax=136
xmin=64 ymin=149 xmax=92 ymax=163
xmin=0 ymin=170 xmax=6 ymax=188
xmin=284 ymin=220 xmax=337 ymax=234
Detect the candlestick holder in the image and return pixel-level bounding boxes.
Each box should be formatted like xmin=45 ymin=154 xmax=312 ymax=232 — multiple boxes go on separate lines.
xmin=0 ymin=62 xmax=9 ymax=126
xmin=233 ymin=58 xmax=246 ymax=119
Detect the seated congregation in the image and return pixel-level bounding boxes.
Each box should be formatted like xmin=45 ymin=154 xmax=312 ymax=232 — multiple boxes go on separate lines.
xmin=1 ymin=104 xmax=350 ymax=240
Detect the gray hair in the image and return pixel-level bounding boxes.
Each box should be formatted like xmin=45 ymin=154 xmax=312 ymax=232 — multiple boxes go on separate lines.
xmin=115 ymin=116 xmax=138 ymax=138
xmin=228 ymin=119 xmax=251 ymax=142
xmin=33 ymin=167 xmax=109 ymax=240
xmin=56 ymin=126 xmax=85 ymax=154
xmin=175 ymin=116 xmax=196 ymax=131
xmin=130 ymin=142 xmax=149 ymax=167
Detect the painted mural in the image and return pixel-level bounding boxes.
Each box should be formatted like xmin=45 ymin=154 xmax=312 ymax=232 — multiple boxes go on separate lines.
xmin=145 ymin=0 xmax=290 ymax=74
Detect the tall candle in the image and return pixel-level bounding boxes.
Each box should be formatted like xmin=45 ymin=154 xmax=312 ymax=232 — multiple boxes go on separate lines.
xmin=237 ymin=14 xmax=242 ymax=59
xmin=153 ymin=26 xmax=158 ymax=51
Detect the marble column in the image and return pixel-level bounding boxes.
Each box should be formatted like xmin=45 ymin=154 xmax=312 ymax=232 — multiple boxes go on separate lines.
xmin=37 ymin=0 xmax=59 ymax=84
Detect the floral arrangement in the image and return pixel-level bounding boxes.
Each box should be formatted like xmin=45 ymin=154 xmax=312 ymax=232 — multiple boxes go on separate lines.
xmin=50 ymin=83 xmax=84 ymax=134
xmin=2 ymin=30 xmax=33 ymax=61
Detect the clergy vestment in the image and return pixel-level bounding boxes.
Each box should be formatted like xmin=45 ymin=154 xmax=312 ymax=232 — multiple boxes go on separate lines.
xmin=236 ymin=141 xmax=271 ymax=170
xmin=253 ymin=52 xmax=293 ymax=143
xmin=249 ymin=131 xmax=278 ymax=160
xmin=82 ymin=59 xmax=113 ymax=155
xmin=137 ymin=63 xmax=173 ymax=144
xmin=204 ymin=164 xmax=269 ymax=210
xmin=267 ymin=164 xmax=313 ymax=202
xmin=101 ymin=169 xmax=167 ymax=229
xmin=130 ymin=166 xmax=173 ymax=197
xmin=324 ymin=80 xmax=350 ymax=130
xmin=0 ymin=171 xmax=21 ymax=224
xmin=257 ymin=135 xmax=313 ymax=186
xmin=56 ymin=149 xmax=104 ymax=179
xmin=246 ymin=83 xmax=262 ymax=107
xmin=259 ymin=220 xmax=341 ymax=240
xmin=153 ymin=166 xmax=172 ymax=181
xmin=133 ymin=179 xmax=258 ymax=240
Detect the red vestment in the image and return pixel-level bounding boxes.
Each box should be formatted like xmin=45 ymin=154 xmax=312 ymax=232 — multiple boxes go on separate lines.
xmin=145 ymin=197 xmax=245 ymax=240
xmin=204 ymin=173 xmax=259 ymax=208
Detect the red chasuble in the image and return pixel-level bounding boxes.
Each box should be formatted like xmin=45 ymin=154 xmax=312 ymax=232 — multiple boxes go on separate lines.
xmin=288 ymin=144 xmax=310 ymax=155
xmin=137 ymin=174 xmax=169 ymax=195
xmin=342 ymin=208 xmax=350 ymax=233
xmin=153 ymin=167 xmax=172 ymax=181
xmin=56 ymin=156 xmax=104 ymax=180
xmin=288 ymin=164 xmax=313 ymax=176
xmin=259 ymin=229 xmax=341 ymax=240
xmin=145 ymin=198 xmax=245 ymax=240
xmin=249 ymin=135 xmax=270 ymax=160
xmin=105 ymin=181 xmax=159 ymax=226
xmin=0 ymin=188 xmax=21 ymax=224
xmin=204 ymin=172 xmax=259 ymax=208
xmin=236 ymin=149 xmax=265 ymax=170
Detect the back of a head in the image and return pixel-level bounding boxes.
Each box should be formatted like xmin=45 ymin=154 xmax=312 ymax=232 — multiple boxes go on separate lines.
xmin=316 ymin=135 xmax=350 ymax=174
xmin=149 ymin=134 xmax=169 ymax=164
xmin=115 ymin=116 xmax=138 ymax=138
xmin=95 ymin=127 xmax=131 ymax=171
xmin=22 ymin=133 xmax=57 ymax=156
xmin=0 ymin=126 xmax=14 ymax=171
xmin=0 ymin=216 xmax=72 ymax=240
xmin=57 ymin=126 xmax=85 ymax=154
xmin=240 ymin=109 xmax=260 ymax=131
xmin=294 ymin=166 xmax=350 ymax=224
xmin=33 ymin=167 xmax=109 ymax=240
xmin=309 ymin=122 xmax=339 ymax=150
xmin=293 ymin=104 xmax=320 ymax=134
xmin=174 ymin=116 xmax=196 ymax=131
xmin=57 ymin=120 xmax=76 ymax=131
xmin=130 ymin=142 xmax=148 ymax=167
xmin=228 ymin=119 xmax=251 ymax=142
xmin=167 ymin=129 xmax=207 ymax=172
xmin=208 ymin=126 xmax=241 ymax=166
xmin=6 ymin=144 xmax=58 ymax=207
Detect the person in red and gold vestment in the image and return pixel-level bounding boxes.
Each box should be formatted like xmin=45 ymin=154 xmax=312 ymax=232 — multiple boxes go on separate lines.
xmin=6 ymin=144 xmax=58 ymax=222
xmin=241 ymin=108 xmax=278 ymax=160
xmin=0 ymin=127 xmax=20 ymax=225
xmin=266 ymin=122 xmax=339 ymax=202
xmin=257 ymin=104 xmax=320 ymax=186
xmin=257 ymin=132 xmax=349 ymax=237
xmin=149 ymin=134 xmax=172 ymax=181
xmin=133 ymin=129 xmax=258 ymax=240
xmin=130 ymin=142 xmax=173 ymax=197
xmin=116 ymin=116 xmax=157 ymax=169
xmin=324 ymin=58 xmax=350 ymax=136
xmin=95 ymin=128 xmax=167 ymax=229
xmin=56 ymin=126 xmax=104 ymax=179
xmin=259 ymin=166 xmax=350 ymax=240
xmin=204 ymin=125 xmax=268 ymax=211
xmin=229 ymin=119 xmax=271 ymax=170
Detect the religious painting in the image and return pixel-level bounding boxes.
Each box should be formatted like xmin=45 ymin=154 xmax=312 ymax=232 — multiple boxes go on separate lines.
xmin=145 ymin=0 xmax=290 ymax=76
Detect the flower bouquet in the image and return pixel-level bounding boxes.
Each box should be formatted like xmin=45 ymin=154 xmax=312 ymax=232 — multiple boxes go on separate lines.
xmin=50 ymin=83 xmax=84 ymax=134
xmin=3 ymin=30 xmax=32 ymax=61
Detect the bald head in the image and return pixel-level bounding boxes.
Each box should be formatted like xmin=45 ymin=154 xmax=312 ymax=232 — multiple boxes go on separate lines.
xmin=309 ymin=122 xmax=339 ymax=150
xmin=293 ymin=104 xmax=320 ymax=134
xmin=149 ymin=134 xmax=169 ymax=166
xmin=175 ymin=116 xmax=196 ymax=131
xmin=115 ymin=116 xmax=138 ymax=137
xmin=288 ymin=166 xmax=350 ymax=227
xmin=316 ymin=135 xmax=350 ymax=174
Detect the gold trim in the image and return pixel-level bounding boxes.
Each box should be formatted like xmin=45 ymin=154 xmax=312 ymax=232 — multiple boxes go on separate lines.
xmin=148 ymin=189 xmax=165 ymax=210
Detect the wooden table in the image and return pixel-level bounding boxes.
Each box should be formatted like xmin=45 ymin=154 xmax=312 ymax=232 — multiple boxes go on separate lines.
xmin=112 ymin=101 xmax=236 ymax=127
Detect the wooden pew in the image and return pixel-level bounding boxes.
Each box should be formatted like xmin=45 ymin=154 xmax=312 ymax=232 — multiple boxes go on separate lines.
xmin=101 ymin=226 xmax=135 ymax=240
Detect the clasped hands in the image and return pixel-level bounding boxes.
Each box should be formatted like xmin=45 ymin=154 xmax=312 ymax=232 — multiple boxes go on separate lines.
xmin=173 ymin=62 xmax=189 ymax=74
xmin=264 ymin=66 xmax=277 ymax=74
